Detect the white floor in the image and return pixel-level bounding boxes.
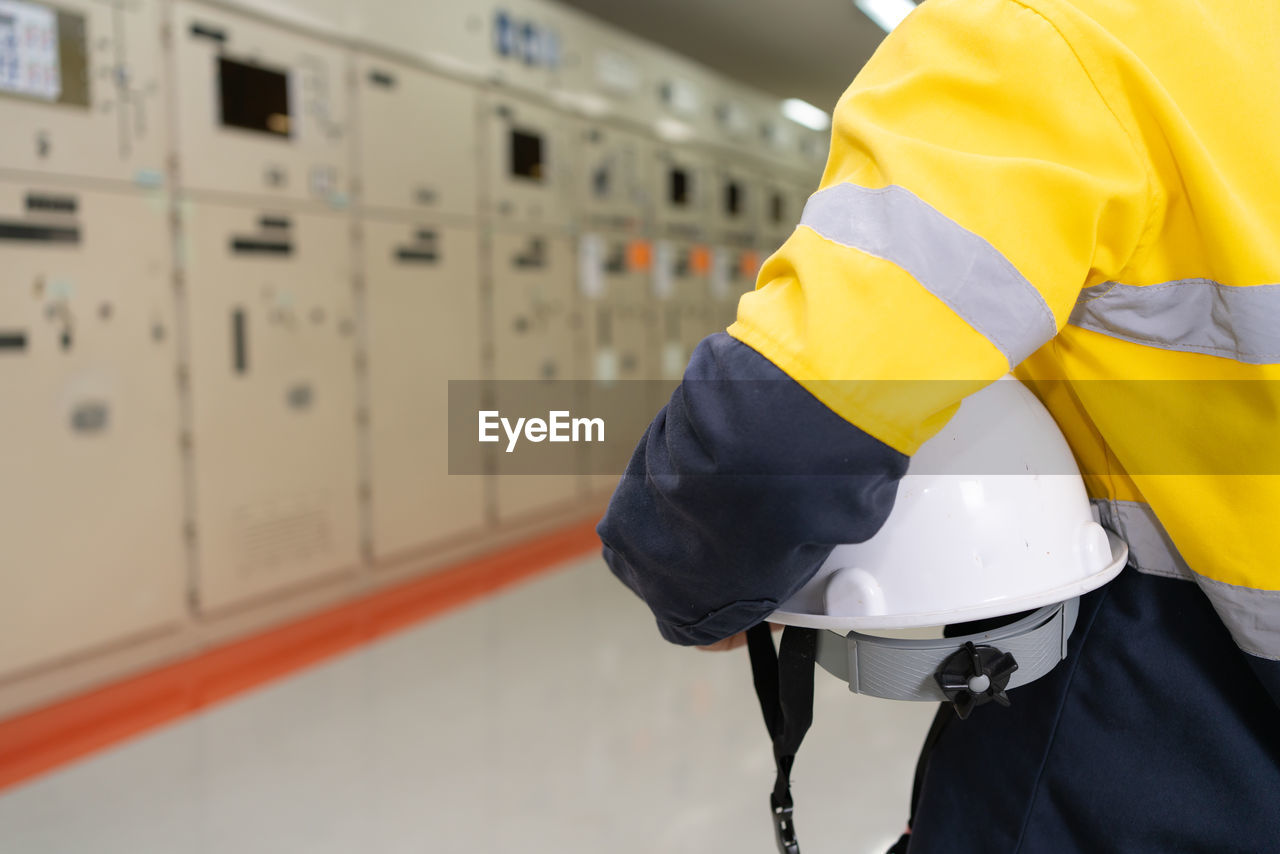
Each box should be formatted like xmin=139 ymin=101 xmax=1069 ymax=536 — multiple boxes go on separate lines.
xmin=0 ymin=555 xmax=937 ymax=854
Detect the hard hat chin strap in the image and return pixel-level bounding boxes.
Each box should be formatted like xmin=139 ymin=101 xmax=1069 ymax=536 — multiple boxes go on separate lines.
xmin=746 ymin=599 xmax=1080 ymax=854
xmin=746 ymin=623 xmax=817 ymax=854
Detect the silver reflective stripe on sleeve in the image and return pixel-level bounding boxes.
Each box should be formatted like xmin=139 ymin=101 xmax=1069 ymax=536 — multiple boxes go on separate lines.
xmin=798 ymin=183 xmax=1057 ymax=368
xmin=1092 ymin=498 xmax=1280 ymax=660
xmin=1090 ymin=498 xmax=1192 ymax=582
xmin=1070 ymin=280 xmax=1280 ymax=365
xmin=1195 ymin=575 xmax=1280 ymax=662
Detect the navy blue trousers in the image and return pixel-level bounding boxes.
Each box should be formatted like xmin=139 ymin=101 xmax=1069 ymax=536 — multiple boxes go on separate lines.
xmin=906 ymin=569 xmax=1280 ymax=854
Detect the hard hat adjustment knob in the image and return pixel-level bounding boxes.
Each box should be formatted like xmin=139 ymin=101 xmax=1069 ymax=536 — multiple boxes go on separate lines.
xmin=934 ymin=641 xmax=1019 ymax=719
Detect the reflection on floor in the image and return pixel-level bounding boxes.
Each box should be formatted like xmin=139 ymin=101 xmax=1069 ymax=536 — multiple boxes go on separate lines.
xmin=0 ymin=554 xmax=936 ymax=854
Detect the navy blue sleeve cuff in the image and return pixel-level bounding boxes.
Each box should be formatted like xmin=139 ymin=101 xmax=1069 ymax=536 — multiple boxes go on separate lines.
xmin=597 ymin=333 xmax=909 ymax=646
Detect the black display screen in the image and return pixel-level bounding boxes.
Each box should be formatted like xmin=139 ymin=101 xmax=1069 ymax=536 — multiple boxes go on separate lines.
xmin=510 ymin=128 xmax=544 ymax=181
xmin=725 ymin=181 xmax=742 ymax=217
xmin=669 ymin=168 xmax=690 ymax=207
xmin=592 ymin=164 xmax=610 ymax=198
xmin=218 ymin=57 xmax=291 ymax=137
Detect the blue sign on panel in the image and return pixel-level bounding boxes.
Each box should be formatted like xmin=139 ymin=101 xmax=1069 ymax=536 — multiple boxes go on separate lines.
xmin=494 ymin=11 xmax=514 ymax=57
xmin=520 ymin=21 xmax=538 ymax=66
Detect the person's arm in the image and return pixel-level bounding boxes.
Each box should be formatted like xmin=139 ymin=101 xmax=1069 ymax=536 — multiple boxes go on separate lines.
xmin=600 ymin=333 xmax=908 ymax=646
xmin=600 ymin=0 xmax=1153 ymax=645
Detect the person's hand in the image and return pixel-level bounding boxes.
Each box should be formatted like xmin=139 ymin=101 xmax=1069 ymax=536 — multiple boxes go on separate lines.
xmin=696 ymin=623 xmax=781 ymax=651
xmin=697 ymin=632 xmax=750 ymax=652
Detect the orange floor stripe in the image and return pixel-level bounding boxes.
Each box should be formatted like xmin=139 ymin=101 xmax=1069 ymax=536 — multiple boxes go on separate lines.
xmin=0 ymin=519 xmax=603 ymax=794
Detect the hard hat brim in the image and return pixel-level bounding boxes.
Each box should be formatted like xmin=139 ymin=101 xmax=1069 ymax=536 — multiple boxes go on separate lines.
xmin=768 ymin=530 xmax=1128 ymax=632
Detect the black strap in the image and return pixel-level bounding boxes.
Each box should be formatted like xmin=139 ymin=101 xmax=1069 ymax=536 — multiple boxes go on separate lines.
xmin=747 ymin=623 xmax=818 ymax=854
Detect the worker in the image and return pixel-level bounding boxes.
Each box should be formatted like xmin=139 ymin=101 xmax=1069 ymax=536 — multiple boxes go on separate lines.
xmin=597 ymin=0 xmax=1280 ymax=851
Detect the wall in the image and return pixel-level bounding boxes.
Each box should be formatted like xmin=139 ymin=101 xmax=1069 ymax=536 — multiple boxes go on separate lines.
xmin=0 ymin=0 xmax=828 ymax=717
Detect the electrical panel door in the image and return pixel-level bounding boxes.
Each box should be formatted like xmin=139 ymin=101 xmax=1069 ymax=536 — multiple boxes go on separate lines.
xmin=489 ymin=229 xmax=580 ymax=521
xmin=651 ymin=62 xmax=715 ymax=141
xmin=363 ymin=218 xmax=485 ymax=562
xmin=759 ymin=179 xmax=806 ymax=252
xmin=713 ymin=163 xmax=762 ymax=243
xmin=491 ymin=230 xmax=577 ymax=382
xmin=578 ymin=232 xmax=654 ymax=379
xmin=653 ymin=146 xmax=712 ymax=239
xmin=574 ymin=122 xmax=652 ymax=231
xmin=183 ymin=201 xmax=360 ymax=612
xmin=171 ymin=1 xmax=350 ymax=205
xmin=760 ymin=114 xmax=804 ymax=173
xmin=354 ymin=55 xmax=479 ymax=218
xmin=0 ymin=181 xmax=184 ymax=677
xmin=709 ymin=89 xmax=759 ymax=152
xmin=653 ymin=238 xmax=713 ymax=381
xmin=709 ymin=245 xmax=761 ymax=331
xmin=484 ymin=95 xmax=569 ymax=226
xmin=579 ymin=232 xmax=657 ymax=497
xmin=0 ymin=0 xmax=167 ymax=183
xmin=800 ymin=129 xmax=828 ymax=173
xmin=584 ymin=300 xmax=654 ymax=499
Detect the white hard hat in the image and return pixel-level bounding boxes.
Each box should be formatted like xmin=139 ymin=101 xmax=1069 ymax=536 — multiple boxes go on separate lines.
xmin=748 ymin=378 xmax=1128 ymax=854
xmin=770 ymin=375 xmax=1128 ymax=707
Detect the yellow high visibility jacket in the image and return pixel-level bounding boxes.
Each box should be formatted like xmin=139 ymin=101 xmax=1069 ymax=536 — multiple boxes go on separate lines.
xmin=731 ymin=0 xmax=1280 ymax=658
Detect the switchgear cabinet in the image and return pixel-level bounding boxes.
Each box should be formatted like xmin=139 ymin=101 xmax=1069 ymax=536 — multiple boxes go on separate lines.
xmin=485 ymin=94 xmax=570 ymax=226
xmin=489 ymin=228 xmax=581 ymax=521
xmin=171 ymin=1 xmax=350 ymax=205
xmin=182 ymin=201 xmax=360 ymax=611
xmin=0 ymin=0 xmax=167 ymax=184
xmin=363 ymin=219 xmax=486 ymax=561
xmin=0 ymin=180 xmax=185 ymax=677
xmin=354 ymin=55 xmax=479 ymax=219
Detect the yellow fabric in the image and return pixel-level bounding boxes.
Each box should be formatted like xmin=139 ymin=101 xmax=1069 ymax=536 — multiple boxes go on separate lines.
xmin=731 ymin=0 xmax=1150 ymax=452
xmin=729 ymin=0 xmax=1280 ymax=594
xmin=734 ymin=228 xmax=1007 ymax=452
